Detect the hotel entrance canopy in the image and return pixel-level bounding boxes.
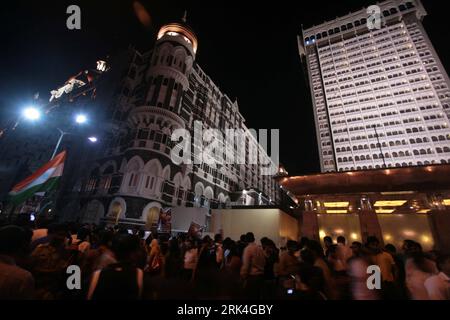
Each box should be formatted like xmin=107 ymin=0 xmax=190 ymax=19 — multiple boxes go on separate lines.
xmin=278 ymin=165 xmax=450 ymax=196
xmin=276 ymin=165 xmax=450 ymax=253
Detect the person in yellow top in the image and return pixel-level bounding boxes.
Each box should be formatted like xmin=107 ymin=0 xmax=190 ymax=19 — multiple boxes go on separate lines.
xmin=146 ymin=234 xmax=163 ymax=274
xmin=366 ymin=236 xmax=400 ymax=299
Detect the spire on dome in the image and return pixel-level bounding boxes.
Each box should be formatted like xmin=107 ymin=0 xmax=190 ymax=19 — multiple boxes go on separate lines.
xmin=182 ymin=10 xmax=187 ymax=23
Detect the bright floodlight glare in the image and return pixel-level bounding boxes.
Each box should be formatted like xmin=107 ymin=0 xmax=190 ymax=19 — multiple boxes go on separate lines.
xmin=23 ymin=107 xmax=40 ymax=120
xmin=88 ymin=136 xmax=98 ymax=143
xmin=75 ymin=114 xmax=87 ymax=124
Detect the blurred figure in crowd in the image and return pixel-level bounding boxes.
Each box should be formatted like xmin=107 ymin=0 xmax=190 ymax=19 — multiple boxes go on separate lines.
xmin=306 ymin=240 xmax=337 ymax=299
xmin=336 ymin=236 xmax=352 ymax=270
xmin=87 ymin=234 xmax=144 ymax=300
xmin=0 ymin=225 xmax=35 ymax=299
xmin=82 ymin=230 xmax=116 ymax=277
xmin=240 ymin=232 xmax=266 ymax=299
xmin=276 ymin=240 xmax=299 ymax=278
xmin=366 ymin=236 xmax=398 ymax=300
xmin=182 ymin=239 xmax=198 ymax=281
xmin=424 ymin=254 xmax=450 ymax=300
xmin=348 ymin=244 xmax=379 ymax=300
xmin=323 ymin=236 xmax=333 ymax=258
xmin=403 ymin=240 xmax=438 ymax=299
xmin=31 ymin=224 xmax=73 ymax=299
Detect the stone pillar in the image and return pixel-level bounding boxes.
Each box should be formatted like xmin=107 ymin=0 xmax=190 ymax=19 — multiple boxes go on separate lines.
xmin=300 ymin=210 xmax=320 ymax=242
xmin=428 ymin=209 xmax=450 ymax=253
xmin=358 ymin=210 xmax=383 ymax=245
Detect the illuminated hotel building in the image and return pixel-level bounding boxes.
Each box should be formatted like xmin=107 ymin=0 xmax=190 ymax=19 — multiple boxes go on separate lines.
xmin=74 ymin=18 xmax=282 ymax=226
xmin=299 ymin=0 xmax=450 ymax=173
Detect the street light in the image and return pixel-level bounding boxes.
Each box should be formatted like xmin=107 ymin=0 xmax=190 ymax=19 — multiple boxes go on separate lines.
xmin=75 ymin=114 xmax=87 ymax=124
xmin=50 ymin=114 xmax=94 ymax=159
xmin=22 ymin=107 xmax=41 ymax=121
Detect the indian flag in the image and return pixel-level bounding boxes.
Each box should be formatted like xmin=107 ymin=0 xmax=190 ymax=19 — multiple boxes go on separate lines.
xmin=8 ymin=151 xmax=67 ymax=205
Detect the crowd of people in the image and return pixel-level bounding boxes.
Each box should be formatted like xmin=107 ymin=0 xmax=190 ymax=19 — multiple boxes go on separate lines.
xmin=0 ymin=218 xmax=449 ymax=300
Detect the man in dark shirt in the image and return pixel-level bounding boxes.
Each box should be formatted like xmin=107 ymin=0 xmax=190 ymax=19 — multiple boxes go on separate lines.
xmin=0 ymin=225 xmax=35 ymax=299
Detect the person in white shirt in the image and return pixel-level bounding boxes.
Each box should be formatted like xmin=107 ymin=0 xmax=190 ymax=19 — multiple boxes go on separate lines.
xmin=336 ymin=236 xmax=353 ymax=270
xmin=348 ymin=255 xmax=380 ymax=300
xmin=182 ymin=240 xmax=198 ymax=281
xmin=403 ymin=240 xmax=438 ymax=300
xmin=424 ymin=254 xmax=450 ymax=300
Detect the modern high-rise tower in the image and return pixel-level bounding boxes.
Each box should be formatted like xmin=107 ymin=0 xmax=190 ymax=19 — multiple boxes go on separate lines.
xmin=299 ymin=0 xmax=450 ymax=172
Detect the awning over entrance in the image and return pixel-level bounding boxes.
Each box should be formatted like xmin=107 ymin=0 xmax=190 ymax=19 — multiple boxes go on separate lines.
xmin=278 ymin=165 xmax=450 ymax=196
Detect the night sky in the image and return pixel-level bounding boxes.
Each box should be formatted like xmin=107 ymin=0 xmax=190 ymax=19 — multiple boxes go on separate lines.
xmin=0 ymin=0 xmax=448 ymax=175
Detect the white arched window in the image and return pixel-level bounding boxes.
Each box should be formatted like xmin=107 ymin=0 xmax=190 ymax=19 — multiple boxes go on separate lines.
xmin=194 ymin=182 xmax=204 ymax=208
xmin=123 ymin=156 xmax=144 ymax=194
xmin=144 ymin=160 xmax=161 ymax=194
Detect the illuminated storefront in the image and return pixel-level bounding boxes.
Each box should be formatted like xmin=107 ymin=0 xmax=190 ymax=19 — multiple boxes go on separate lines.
xmin=279 ymin=165 xmax=450 ymax=252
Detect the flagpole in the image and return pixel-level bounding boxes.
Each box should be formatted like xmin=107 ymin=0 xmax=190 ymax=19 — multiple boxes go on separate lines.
xmin=7 ymin=204 xmax=16 ymax=223
xmin=44 ymin=149 xmax=67 ymax=221
xmin=48 ymin=128 xmax=69 ymax=220
xmin=51 ymin=128 xmax=67 ymax=159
